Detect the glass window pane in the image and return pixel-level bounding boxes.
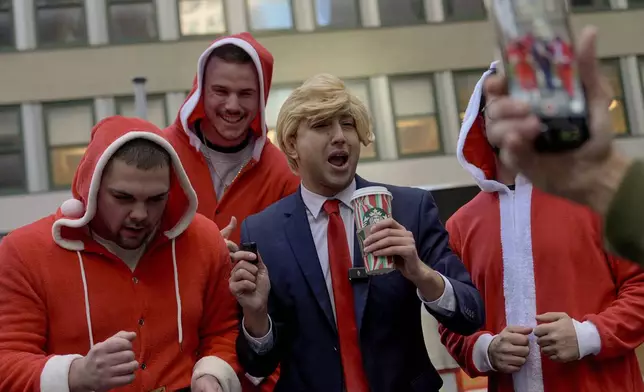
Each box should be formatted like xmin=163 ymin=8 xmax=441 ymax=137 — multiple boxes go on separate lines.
xmin=0 ymin=152 xmax=25 ymax=190
xmin=266 ymin=87 xmax=294 ymax=128
xmin=601 ymin=61 xmax=624 ymax=97
xmin=37 ymin=6 xmax=87 ymax=46
xmin=117 ymin=96 xmax=167 ymax=128
xmin=0 ymin=108 xmax=20 ymax=151
xmin=46 ymin=103 xmax=94 ymax=147
xmin=610 ymin=99 xmax=628 ymax=135
xmin=179 ymin=0 xmax=226 ymax=36
xmin=396 ymin=115 xmax=440 ymax=155
xmin=315 ymin=0 xmax=359 ymax=28
xmin=109 ymin=2 xmax=158 ymax=43
xmin=391 ymin=77 xmax=435 ymax=116
xmin=0 ymin=10 xmax=13 ymax=47
xmin=378 ymin=0 xmax=425 ymax=27
xmin=453 ymin=70 xmax=486 ymax=119
xmin=247 ymin=0 xmax=293 ymax=31
xmin=50 ymin=146 xmax=86 ymax=188
xmin=443 ymin=0 xmax=486 ymax=20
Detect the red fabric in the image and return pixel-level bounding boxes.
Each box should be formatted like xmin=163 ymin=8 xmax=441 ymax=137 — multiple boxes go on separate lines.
xmin=440 ymin=190 xmax=644 ymax=392
xmin=323 ymin=200 xmax=369 ymax=392
xmin=164 ymin=32 xmax=300 ymax=246
xmin=0 ymin=118 xmax=241 ymax=391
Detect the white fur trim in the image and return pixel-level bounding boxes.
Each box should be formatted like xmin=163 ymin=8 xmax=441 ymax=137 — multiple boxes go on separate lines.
xmin=499 ymin=180 xmax=543 ymax=392
xmin=192 ymin=356 xmax=241 ymax=392
xmin=51 ymin=132 xmax=198 ymax=251
xmin=472 ymin=333 xmax=496 ymax=373
xmin=456 ymin=61 xmax=509 ymax=194
xmin=39 ymin=354 xmax=83 ymax=392
xmin=179 ymin=38 xmax=267 ymax=161
xmin=60 ymin=199 xmax=85 ymax=218
xmin=573 ymin=319 xmax=602 ymax=358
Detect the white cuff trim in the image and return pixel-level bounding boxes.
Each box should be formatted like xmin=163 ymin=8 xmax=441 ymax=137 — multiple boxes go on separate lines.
xmin=473 ymin=333 xmax=496 ymax=373
xmin=245 ymin=373 xmax=265 ymax=386
xmin=193 ymin=356 xmax=241 ymax=392
xmin=40 ymin=354 xmax=83 ymax=392
xmin=572 ymin=319 xmax=602 ymax=358
xmin=242 ymin=315 xmax=274 ymax=354
xmin=417 ymin=274 xmax=457 ymax=316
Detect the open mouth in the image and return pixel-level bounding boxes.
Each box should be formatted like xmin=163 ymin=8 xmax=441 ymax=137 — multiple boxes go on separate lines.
xmin=220 ymin=113 xmax=245 ymax=125
xmin=327 ymin=151 xmax=349 ymax=168
xmin=122 ymin=226 xmax=145 ymax=236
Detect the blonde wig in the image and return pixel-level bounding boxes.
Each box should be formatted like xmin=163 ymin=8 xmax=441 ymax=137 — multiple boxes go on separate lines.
xmin=276 ymin=73 xmax=374 ymax=171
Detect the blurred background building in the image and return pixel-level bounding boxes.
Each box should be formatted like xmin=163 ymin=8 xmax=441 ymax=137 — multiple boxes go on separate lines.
xmin=1 ymin=0 xmax=644 ymax=390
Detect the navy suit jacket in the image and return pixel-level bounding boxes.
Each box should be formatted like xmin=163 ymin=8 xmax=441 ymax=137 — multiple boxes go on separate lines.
xmin=236 ymin=176 xmax=484 ymax=392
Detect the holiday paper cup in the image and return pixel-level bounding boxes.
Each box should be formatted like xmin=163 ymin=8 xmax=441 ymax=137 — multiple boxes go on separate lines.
xmin=351 ymin=186 xmax=394 ymax=275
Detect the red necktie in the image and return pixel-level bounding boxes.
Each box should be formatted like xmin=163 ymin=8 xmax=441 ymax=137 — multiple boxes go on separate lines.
xmin=323 ymin=199 xmax=370 ymax=392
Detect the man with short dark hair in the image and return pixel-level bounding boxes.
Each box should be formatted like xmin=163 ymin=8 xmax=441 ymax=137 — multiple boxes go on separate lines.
xmin=164 ymin=33 xmax=300 ymax=247
xmin=0 ymin=116 xmax=241 ymax=392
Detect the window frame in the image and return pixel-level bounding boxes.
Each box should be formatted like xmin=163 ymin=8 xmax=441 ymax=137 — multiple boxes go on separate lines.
xmin=114 ymin=93 xmax=170 ymax=128
xmin=0 ymin=105 xmax=26 ymax=195
xmin=105 ymin=0 xmax=159 ymax=44
xmin=34 ymin=0 xmax=88 ymax=49
xmin=388 ymin=73 xmax=443 ymax=159
xmin=176 ymin=0 xmax=228 ymax=39
xmin=441 ymin=0 xmax=487 ymax=21
xmin=452 ymin=68 xmax=488 ymax=123
xmin=244 ymin=0 xmax=296 ymax=34
xmin=43 ymin=99 xmax=96 ymax=190
xmin=344 ymin=77 xmax=379 ymax=162
xmin=312 ymin=0 xmax=362 ymax=31
xmin=601 ymin=57 xmax=630 ymax=136
xmin=0 ymin=0 xmax=15 ymax=51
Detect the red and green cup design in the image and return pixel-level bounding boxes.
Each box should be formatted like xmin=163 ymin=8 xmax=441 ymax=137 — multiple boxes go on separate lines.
xmin=351 ymin=187 xmax=394 ymax=274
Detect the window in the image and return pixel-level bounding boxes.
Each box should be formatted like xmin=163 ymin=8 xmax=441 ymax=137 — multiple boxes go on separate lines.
xmin=377 ymin=0 xmax=425 ymax=27
xmin=115 ymin=95 xmax=168 ymax=128
xmin=35 ymin=0 xmax=87 ymax=46
xmin=390 ymin=75 xmax=441 ymax=156
xmin=569 ymin=0 xmax=609 ymax=9
xmin=601 ymin=59 xmax=628 ymax=135
xmin=0 ymin=0 xmax=13 ymax=48
xmin=178 ymin=0 xmax=226 ymax=36
xmin=44 ymin=101 xmax=94 ymax=189
xmin=453 ymin=69 xmax=487 ymax=121
xmin=0 ymin=106 xmax=25 ymax=192
xmin=344 ymin=79 xmax=377 ymax=160
xmin=246 ymin=0 xmax=293 ymax=31
xmin=265 ymin=86 xmax=294 ymax=147
xmin=314 ymin=0 xmax=360 ymax=29
xmin=107 ymin=0 xmax=158 ymax=43
xmin=443 ymin=0 xmax=486 ymax=20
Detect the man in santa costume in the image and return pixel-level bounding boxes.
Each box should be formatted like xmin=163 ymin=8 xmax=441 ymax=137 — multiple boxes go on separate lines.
xmin=439 ymin=63 xmax=644 ymax=392
xmin=0 ymin=116 xmax=242 ymax=392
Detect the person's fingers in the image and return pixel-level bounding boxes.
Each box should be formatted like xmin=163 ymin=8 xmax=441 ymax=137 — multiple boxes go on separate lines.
xmin=231 ymin=251 xmax=258 ymax=264
xmin=226 ymin=239 xmax=239 ymax=253
xmin=577 ymin=27 xmax=603 ymax=102
xmin=485 ymin=116 xmax=541 ymax=148
xmin=483 ymin=74 xmax=509 ymax=98
xmin=484 ymin=97 xmax=533 ymax=122
xmin=106 ymin=350 xmax=136 ymax=366
xmin=504 ymin=333 xmax=530 ymax=347
xmin=232 ymin=268 xmax=257 ymax=284
xmin=220 ymin=217 xmax=237 ymax=239
xmin=230 ymin=280 xmax=256 ymax=294
xmin=110 ymin=360 xmax=140 ymax=377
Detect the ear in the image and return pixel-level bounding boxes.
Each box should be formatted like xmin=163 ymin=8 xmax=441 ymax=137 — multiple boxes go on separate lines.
xmin=283 ymin=134 xmax=299 ymax=162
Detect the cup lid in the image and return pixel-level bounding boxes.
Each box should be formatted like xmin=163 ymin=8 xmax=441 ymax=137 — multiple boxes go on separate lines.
xmin=350 ymin=186 xmax=393 ymax=201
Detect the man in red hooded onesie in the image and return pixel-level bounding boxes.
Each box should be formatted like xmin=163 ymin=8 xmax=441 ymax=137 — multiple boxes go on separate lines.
xmin=163 ymin=32 xmax=297 ymax=391
xmin=439 ymin=63 xmax=644 ymax=392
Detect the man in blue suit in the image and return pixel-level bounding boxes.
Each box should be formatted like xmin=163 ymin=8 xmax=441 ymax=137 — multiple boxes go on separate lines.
xmin=228 ymin=73 xmax=485 ymax=392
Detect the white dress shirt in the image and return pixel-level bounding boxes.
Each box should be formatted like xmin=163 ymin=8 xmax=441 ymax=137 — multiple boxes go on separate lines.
xmin=243 ymin=180 xmax=457 ymax=359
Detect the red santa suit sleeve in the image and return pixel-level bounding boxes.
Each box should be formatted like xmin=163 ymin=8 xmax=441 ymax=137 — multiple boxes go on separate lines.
xmin=439 ymin=218 xmax=495 ymax=378
xmin=0 ymin=237 xmax=73 ymax=391
xmin=583 ymin=252 xmax=644 ymax=360
xmin=192 ymin=232 xmax=243 ymax=389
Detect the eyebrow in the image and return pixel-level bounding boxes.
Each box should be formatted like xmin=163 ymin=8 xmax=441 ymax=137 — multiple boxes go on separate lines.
xmin=109 ymin=189 xmax=169 ymax=199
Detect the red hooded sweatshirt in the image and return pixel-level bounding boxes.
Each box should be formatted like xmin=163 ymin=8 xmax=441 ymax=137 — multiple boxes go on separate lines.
xmin=164 ymin=32 xmax=300 ymax=246
xmin=0 ymin=116 xmax=242 ymax=392
xmin=439 ymin=64 xmax=644 ymax=392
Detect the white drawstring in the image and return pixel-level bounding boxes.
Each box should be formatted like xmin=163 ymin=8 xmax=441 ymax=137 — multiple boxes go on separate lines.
xmin=77 ymin=251 xmax=95 ymax=348
xmin=172 ymin=238 xmax=184 ymax=349
xmin=76 ymin=240 xmax=184 ymax=350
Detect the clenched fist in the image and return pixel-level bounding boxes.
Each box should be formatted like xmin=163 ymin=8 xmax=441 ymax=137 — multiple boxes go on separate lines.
xmin=69 ymin=331 xmax=139 ymax=392
xmin=488 ymin=326 xmax=532 ymax=373
xmin=534 ymin=312 xmax=580 ymax=363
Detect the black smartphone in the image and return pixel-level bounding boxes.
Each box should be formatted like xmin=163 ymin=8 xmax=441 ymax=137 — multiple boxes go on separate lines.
xmin=240 ymin=242 xmax=258 ymax=264
xmin=490 ymin=0 xmax=590 ymax=153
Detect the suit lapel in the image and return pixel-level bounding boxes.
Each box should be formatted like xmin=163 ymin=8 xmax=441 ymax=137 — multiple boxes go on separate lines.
xmin=352 ymin=175 xmax=371 ymax=331
xmin=284 ymin=193 xmax=337 ymax=332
